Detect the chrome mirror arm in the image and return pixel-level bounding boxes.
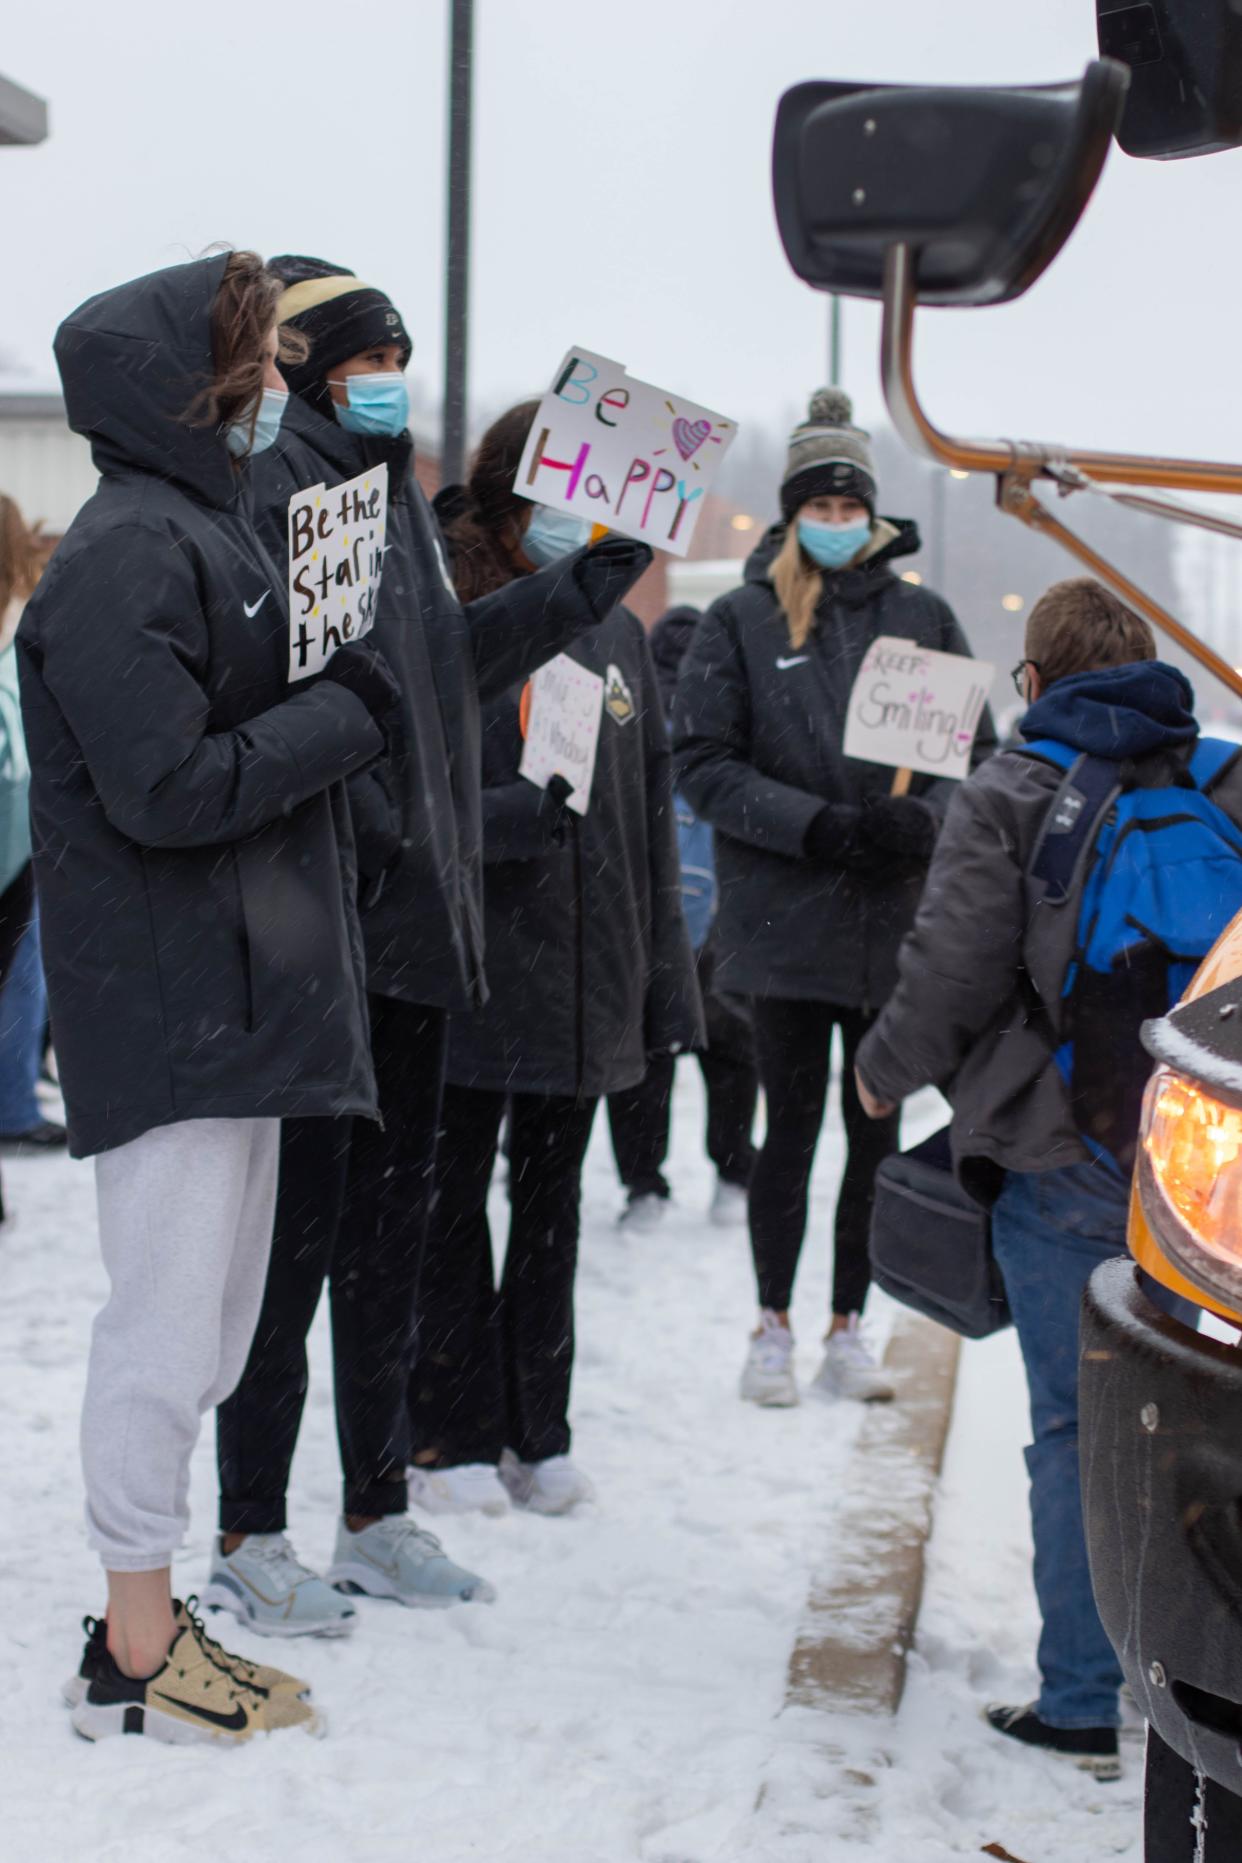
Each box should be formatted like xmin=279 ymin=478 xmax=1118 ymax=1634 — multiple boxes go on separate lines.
xmin=880 ymin=243 xmax=1242 ymax=496
xmin=880 ymin=242 xmax=1242 ymax=702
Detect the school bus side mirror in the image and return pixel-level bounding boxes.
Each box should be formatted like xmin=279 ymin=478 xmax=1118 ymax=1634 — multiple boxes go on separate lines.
xmin=1099 ymin=0 xmax=1242 ymax=158
xmin=771 ymin=62 xmax=1128 ymax=308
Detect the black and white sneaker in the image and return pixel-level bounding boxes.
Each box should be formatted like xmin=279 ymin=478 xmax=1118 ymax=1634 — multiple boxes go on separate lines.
xmin=985 ymin=1702 xmax=1121 ymax=1780
xmin=63 ymin=1601 xmax=310 ymax=1709
xmin=61 ymin=1614 xmax=105 ymax=1708
xmin=69 ymin=1620 xmax=322 ymax=1744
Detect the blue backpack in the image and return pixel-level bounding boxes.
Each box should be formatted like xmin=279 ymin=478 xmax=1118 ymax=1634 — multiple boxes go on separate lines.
xmin=1025 ymin=735 xmax=1242 ymax=1172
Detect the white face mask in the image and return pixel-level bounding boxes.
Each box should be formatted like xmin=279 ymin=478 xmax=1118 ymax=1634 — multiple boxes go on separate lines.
xmin=224 ymin=386 xmax=288 ymax=459
xmin=522 ymin=507 xmax=594 ymax=566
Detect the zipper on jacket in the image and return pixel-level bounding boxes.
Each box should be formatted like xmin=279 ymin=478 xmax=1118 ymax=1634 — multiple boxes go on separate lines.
xmin=230 ymin=851 xmax=255 ymax=1034
xmin=571 ymin=826 xmax=587 ymax=1096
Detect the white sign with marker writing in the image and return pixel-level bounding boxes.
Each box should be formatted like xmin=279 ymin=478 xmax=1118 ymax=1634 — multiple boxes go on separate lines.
xmin=843 ymin=636 xmax=994 ymax=781
xmin=286 ymin=465 xmax=389 ymax=682
xmin=514 ymin=346 xmax=738 ymax=558
xmin=519 ymin=654 xmax=605 ymax=816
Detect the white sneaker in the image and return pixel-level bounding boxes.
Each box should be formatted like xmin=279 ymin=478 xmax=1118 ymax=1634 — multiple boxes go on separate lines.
xmin=809 ymin=1317 xmax=895 ymax=1403
xmin=709 ymin=1178 xmax=748 ymax=1228
xmin=201 ymin=1533 xmax=357 ymax=1638
xmin=326 ymin=1515 xmax=496 ymax=1607
xmin=499 ymin=1450 xmax=595 ymax=1515
xmin=407 ymin=1463 xmax=511 ymax=1517
xmin=618 ymin=1192 xmax=667 ymax=1232
xmin=739 ymin=1311 xmax=798 ymax=1406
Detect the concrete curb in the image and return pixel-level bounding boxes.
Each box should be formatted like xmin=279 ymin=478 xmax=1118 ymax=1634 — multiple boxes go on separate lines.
xmin=785 ymin=1311 xmax=963 ymax=1717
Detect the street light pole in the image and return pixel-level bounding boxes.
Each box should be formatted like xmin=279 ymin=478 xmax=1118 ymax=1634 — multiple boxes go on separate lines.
xmin=828 ymin=296 xmax=842 ymax=387
xmin=441 ymin=0 xmax=474 ymax=489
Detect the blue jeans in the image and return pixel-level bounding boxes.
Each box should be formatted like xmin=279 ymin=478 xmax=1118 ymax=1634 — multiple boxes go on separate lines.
xmin=991 ymin=1161 xmax=1133 ymax=1729
xmin=0 ymin=908 xmax=46 ymax=1134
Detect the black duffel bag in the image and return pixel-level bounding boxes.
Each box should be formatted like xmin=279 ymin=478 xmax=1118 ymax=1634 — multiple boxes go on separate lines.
xmin=869 ymin=1127 xmax=1011 ymax=1339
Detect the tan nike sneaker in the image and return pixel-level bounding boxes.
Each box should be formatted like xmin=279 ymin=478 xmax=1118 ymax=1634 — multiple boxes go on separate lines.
xmin=70 ymin=1622 xmax=324 ymax=1745
xmin=178 ymin=1597 xmax=311 ymax=1700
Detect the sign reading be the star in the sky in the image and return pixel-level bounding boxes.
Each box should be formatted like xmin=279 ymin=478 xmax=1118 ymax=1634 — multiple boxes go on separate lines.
xmin=286 ymin=465 xmax=388 ymax=682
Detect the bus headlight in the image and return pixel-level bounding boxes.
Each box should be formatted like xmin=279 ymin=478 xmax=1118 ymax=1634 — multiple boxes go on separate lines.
xmin=1138 ymin=1065 xmax=1242 ymax=1316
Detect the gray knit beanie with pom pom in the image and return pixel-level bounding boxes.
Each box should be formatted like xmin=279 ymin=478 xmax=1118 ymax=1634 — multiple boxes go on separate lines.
xmin=780 ymin=387 xmax=876 ymax=522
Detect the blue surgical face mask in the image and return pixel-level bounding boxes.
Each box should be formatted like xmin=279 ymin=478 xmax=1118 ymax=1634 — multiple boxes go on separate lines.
xmin=797 ymin=516 xmax=871 ymax=570
xmin=224 ymin=386 xmax=288 ymax=459
xmin=522 ymin=506 xmax=594 ymax=567
xmin=329 ymin=371 xmax=411 ymax=438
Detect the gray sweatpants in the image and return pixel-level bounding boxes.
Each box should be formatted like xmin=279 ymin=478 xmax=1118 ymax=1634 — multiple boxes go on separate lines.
xmin=82 ymin=1117 xmax=280 ymax=1571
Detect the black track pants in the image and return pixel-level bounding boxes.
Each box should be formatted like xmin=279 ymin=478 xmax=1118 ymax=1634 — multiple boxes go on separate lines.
xmin=748 ymin=996 xmax=900 ymax=1317
xmin=607 ymin=946 xmax=757 ymax=1198
xmin=409 ymin=1085 xmax=598 ymax=1469
xmin=216 ymin=997 xmax=447 ymax=1530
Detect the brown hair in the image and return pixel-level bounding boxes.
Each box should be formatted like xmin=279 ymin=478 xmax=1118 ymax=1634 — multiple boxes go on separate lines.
xmin=1025 ymin=577 xmax=1156 ymax=690
xmin=443 ymin=399 xmax=541 ymax=601
xmin=186 ymin=251 xmax=308 ymax=441
xmin=771 ymin=524 xmax=824 ymax=651
xmin=0 ymin=494 xmax=49 ymax=615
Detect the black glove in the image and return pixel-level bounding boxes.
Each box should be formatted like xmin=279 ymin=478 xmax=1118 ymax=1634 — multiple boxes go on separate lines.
xmin=803 ymin=803 xmax=865 ymax=867
xmin=318 ymin=639 xmax=402 ymax=727
xmin=572 ymin=535 xmax=655 ymax=621
xmin=863 ymin=795 xmax=938 ymax=866
xmin=538 ymin=774 xmax=575 ymax=848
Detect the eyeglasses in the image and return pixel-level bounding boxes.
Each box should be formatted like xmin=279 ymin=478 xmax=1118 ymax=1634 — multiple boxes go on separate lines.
xmin=1010 ymin=659 xmax=1041 ymax=695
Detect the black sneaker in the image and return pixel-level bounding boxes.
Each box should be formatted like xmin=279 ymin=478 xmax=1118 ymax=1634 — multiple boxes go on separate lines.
xmin=985 ymin=1702 xmax=1121 ymax=1780
xmin=61 ymin=1614 xmax=105 ymax=1708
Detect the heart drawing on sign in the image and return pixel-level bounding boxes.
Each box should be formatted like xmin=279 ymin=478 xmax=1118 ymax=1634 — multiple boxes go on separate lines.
xmin=672 ymin=417 xmax=712 ymax=461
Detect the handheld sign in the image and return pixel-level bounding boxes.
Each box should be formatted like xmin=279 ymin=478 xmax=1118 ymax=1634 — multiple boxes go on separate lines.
xmin=519 ymin=654 xmax=605 ymax=815
xmin=515 ymin=347 xmax=738 ymax=558
xmin=843 ymin=636 xmax=994 ymax=782
xmin=287 ymin=465 xmax=389 ymax=682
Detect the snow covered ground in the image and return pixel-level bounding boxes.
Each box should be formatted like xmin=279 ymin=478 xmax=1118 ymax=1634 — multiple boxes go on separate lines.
xmin=0 ymin=1066 xmax=1144 ymax=1860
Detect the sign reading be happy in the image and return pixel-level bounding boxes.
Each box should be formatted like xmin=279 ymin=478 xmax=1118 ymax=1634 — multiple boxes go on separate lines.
xmin=515 ymin=347 xmax=738 ymax=558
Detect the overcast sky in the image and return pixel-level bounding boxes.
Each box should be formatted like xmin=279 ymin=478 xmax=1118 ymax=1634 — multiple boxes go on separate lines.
xmin=4 ymin=0 xmax=1242 ymax=473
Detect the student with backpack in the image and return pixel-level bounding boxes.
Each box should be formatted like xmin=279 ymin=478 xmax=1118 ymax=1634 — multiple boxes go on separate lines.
xmin=854 ymin=577 xmax=1242 ymax=1778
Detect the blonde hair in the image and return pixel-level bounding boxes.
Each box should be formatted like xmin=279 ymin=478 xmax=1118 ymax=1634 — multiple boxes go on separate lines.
xmin=771 ymin=524 xmax=824 ymax=651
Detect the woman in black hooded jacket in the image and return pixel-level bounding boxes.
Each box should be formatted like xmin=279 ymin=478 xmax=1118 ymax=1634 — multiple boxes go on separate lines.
xmin=19 ymin=253 xmax=395 ymax=1742
xmin=405 ymin=402 xmax=702 ymax=1519
xmin=675 ymin=389 xmax=994 ymax=1411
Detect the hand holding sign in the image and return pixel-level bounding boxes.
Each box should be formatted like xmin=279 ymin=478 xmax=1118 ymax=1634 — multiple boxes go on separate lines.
xmin=287 ymin=466 xmax=389 ymax=683
xmin=519 ymin=654 xmax=605 ymax=815
xmin=516 ymin=348 xmax=738 ymax=558
xmin=843 ymin=636 xmax=994 ymax=783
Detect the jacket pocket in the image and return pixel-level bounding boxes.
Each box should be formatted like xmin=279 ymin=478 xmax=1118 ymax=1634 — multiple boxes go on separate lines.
xmin=143 ymin=843 xmax=257 ymax=1049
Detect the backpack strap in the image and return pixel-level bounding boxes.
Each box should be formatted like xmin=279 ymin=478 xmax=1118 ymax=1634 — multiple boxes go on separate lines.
xmin=1023 ymin=738 xmax=1123 ymax=907
xmin=1188 ymin=736 xmax=1242 ymax=794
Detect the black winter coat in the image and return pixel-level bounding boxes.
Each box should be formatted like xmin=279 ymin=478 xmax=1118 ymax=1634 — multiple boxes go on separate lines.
xmin=251 ymin=401 xmax=652 ymax=1012
xmin=673 ymin=520 xmax=996 ymax=1010
xmin=18 ymin=257 xmax=383 ymax=1157
xmin=446 ymin=602 xmax=703 ymax=1099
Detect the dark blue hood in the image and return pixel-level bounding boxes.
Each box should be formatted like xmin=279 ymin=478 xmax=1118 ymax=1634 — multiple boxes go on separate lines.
xmin=1020 ymin=660 xmax=1198 ymax=759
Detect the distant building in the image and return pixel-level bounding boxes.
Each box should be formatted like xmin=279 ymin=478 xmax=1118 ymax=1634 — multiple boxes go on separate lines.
xmin=0 ymin=391 xmax=97 ymax=534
